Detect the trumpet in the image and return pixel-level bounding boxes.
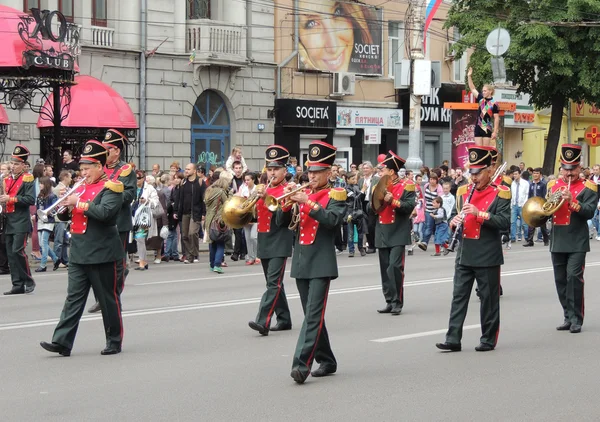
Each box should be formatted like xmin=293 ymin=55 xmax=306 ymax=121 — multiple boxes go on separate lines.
xmin=37 ymin=179 xmax=86 ymax=223
xmin=264 ymin=183 xmax=310 ymax=212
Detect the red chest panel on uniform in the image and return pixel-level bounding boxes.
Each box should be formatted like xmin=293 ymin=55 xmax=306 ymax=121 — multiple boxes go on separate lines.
xmin=70 ymin=180 xmax=105 ymax=234
xmin=462 ymin=185 xmax=497 ymax=239
xmin=4 ymin=174 xmax=25 ymax=214
xmin=298 ymin=189 xmax=330 ymax=245
xmin=552 ymin=178 xmax=585 ymax=226
xmin=379 ymin=181 xmax=405 ymax=224
xmin=257 ymin=183 xmax=286 ymax=233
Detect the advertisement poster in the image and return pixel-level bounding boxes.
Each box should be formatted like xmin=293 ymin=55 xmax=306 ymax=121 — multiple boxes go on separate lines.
xmin=451 ymin=109 xmax=476 ymax=169
xmin=297 ymin=1 xmax=383 ymax=75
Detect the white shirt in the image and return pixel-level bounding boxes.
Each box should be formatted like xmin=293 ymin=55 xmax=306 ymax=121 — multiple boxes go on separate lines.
xmin=440 ymin=193 xmax=455 ymax=219
xmin=511 ymin=178 xmax=530 ymax=207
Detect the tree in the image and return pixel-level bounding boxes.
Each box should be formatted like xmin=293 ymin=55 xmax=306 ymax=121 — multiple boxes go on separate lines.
xmin=445 ymin=0 xmax=600 ymax=175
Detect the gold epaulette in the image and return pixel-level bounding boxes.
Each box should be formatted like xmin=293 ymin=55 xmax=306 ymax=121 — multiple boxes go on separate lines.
xmin=456 ymin=184 xmax=469 ymax=198
xmin=404 ymin=181 xmax=415 ymax=192
xmin=502 ymin=175 xmax=513 ymax=186
xmin=329 ymin=187 xmax=347 ymax=201
xmin=585 ymin=180 xmax=598 ymax=192
xmin=119 ymin=164 xmax=133 ymax=177
xmin=105 ymin=180 xmax=124 ymax=193
xmin=22 ymin=173 xmax=33 ymax=183
xmin=497 ymin=184 xmax=511 ymax=200
xmin=547 ymin=179 xmax=556 ymax=189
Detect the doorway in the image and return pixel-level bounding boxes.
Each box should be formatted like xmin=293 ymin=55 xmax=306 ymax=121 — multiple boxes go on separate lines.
xmin=191 ymin=90 xmax=230 ymax=168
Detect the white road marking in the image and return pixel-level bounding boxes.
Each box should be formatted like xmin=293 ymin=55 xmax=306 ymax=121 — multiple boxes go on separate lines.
xmin=2 ymin=263 xmax=600 ymax=330
xmin=371 ymin=324 xmax=481 ymax=343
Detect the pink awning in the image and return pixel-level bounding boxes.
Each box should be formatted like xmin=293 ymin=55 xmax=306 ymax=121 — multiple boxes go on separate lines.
xmin=37 ymin=75 xmax=138 ymax=128
xmin=0 ymin=104 xmax=8 ymax=125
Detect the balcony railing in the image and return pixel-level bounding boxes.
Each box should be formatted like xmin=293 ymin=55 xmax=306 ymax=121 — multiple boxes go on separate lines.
xmin=90 ymin=26 xmax=115 ymax=48
xmin=186 ymin=19 xmax=247 ymax=65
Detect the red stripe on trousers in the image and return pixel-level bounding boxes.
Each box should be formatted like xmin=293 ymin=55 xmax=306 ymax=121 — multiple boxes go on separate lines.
xmin=306 ymin=281 xmax=330 ymax=372
xmin=265 ymin=258 xmax=287 ymax=328
xmin=581 ymin=265 xmax=585 ymax=318
xmin=113 ymin=261 xmax=124 ymax=341
xmin=495 ymin=266 xmax=501 ymax=345
xmin=399 ymin=251 xmax=405 ymax=301
xmin=22 ymin=236 xmax=31 ymax=277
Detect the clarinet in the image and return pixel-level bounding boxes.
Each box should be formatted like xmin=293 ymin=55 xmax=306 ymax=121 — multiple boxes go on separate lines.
xmin=447 ymin=184 xmax=476 ymax=252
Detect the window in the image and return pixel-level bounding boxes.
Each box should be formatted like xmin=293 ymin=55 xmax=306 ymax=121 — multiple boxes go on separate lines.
xmin=23 ymin=0 xmax=40 ymax=13
xmin=59 ymin=0 xmax=74 ymax=22
xmin=388 ymin=21 xmax=404 ymax=77
xmin=452 ymin=28 xmax=467 ymax=82
xmin=188 ymin=0 xmax=210 ymax=19
xmin=92 ymin=0 xmax=107 ymax=27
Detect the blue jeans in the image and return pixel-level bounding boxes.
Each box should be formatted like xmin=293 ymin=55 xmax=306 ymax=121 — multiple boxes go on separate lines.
xmin=421 ymin=213 xmax=436 ymax=245
xmin=39 ymin=229 xmax=58 ymax=269
xmin=413 ymin=222 xmax=423 ymax=242
xmin=511 ymin=205 xmax=528 ymax=240
xmin=434 ymin=222 xmax=449 ymax=245
xmin=347 ymin=220 xmax=363 ymax=253
xmin=209 ymin=241 xmax=225 ymax=269
xmin=165 ymin=228 xmax=179 ymax=259
xmin=53 ymin=222 xmax=69 ymax=264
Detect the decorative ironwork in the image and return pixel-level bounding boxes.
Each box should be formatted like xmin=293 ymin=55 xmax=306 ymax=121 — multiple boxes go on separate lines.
xmin=0 ymin=76 xmax=73 ymax=120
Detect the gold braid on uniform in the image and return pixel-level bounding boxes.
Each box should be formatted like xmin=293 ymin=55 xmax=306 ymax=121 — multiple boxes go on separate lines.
xmin=105 ymin=180 xmax=124 ymax=193
xmin=497 ymin=185 xmax=511 ymax=200
xmin=585 ymin=180 xmax=598 ymax=192
xmin=329 ymin=187 xmax=347 ymax=201
xmin=289 ymin=202 xmax=301 ymax=231
xmin=119 ymin=164 xmax=133 ymax=177
xmin=404 ymin=182 xmax=416 ymax=192
xmin=22 ymin=173 xmax=34 ymax=183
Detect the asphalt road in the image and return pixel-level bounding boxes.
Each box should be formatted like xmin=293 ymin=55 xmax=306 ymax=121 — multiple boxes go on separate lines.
xmin=3 ymin=241 xmax=600 ymax=421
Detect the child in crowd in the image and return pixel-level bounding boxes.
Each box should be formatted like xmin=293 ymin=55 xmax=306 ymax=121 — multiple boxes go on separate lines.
xmin=225 ymin=146 xmax=248 ymax=174
xmin=440 ymin=182 xmax=456 ymax=241
xmin=430 ymin=196 xmax=449 ymax=256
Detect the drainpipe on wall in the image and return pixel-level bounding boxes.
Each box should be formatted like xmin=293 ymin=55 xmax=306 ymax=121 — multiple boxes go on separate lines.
xmin=276 ymin=0 xmax=299 ymax=98
xmin=246 ymin=0 xmax=253 ymax=61
xmin=139 ymin=0 xmax=147 ymax=170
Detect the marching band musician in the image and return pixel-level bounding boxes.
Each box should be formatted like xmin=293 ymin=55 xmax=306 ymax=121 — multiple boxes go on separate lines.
xmin=279 ymin=141 xmax=347 ymax=384
xmin=374 ymin=151 xmax=416 ymax=316
xmin=548 ymin=144 xmax=597 ymax=334
xmin=41 ymin=140 xmax=125 ymax=356
xmin=248 ymin=145 xmax=294 ymax=336
xmin=2 ymin=145 xmax=36 ymax=295
xmin=87 ymin=129 xmax=136 ymax=314
xmin=436 ymin=146 xmax=510 ymax=353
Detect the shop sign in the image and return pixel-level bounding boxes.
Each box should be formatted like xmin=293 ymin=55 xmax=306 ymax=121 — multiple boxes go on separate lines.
xmin=496 ymin=89 xmax=534 ymax=127
xmin=337 ymin=107 xmax=402 ymax=130
xmin=363 ymin=127 xmax=381 ymax=144
xmin=275 ymin=99 xmax=337 ymax=129
xmin=572 ymin=101 xmax=600 ymax=119
xmin=584 ymin=125 xmax=600 ymax=147
xmin=401 ymin=84 xmax=463 ymax=128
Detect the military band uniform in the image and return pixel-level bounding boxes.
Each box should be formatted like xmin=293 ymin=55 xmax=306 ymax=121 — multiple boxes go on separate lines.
xmin=3 ymin=145 xmax=35 ymax=295
xmin=249 ymin=145 xmax=293 ymax=335
xmin=41 ymin=140 xmax=125 ymax=356
xmin=280 ymin=141 xmax=347 ymax=384
xmin=548 ymin=144 xmax=597 ymax=333
xmin=374 ymin=151 xmax=415 ymax=315
xmin=437 ymin=146 xmax=511 ymax=352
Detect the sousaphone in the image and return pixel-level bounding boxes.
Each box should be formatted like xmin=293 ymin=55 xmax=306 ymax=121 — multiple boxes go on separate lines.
xmin=371 ymin=175 xmax=392 ymax=214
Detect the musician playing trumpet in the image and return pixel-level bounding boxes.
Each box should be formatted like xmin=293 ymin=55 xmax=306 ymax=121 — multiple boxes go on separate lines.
xmin=436 ymin=146 xmax=510 ymax=353
xmin=548 ymin=144 xmax=597 ymax=334
xmin=247 ymin=145 xmax=294 ymax=336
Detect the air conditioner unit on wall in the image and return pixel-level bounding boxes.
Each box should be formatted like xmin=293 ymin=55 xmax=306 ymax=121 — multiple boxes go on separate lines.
xmin=332 ymin=72 xmax=356 ymax=96
xmin=444 ymin=42 xmax=455 ymax=61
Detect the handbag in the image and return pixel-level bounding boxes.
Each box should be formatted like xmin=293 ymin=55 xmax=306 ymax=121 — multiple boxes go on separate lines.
xmin=151 ymin=201 xmax=165 ymax=220
xmin=159 ymin=225 xmax=169 ymax=240
xmin=133 ymin=204 xmax=153 ymax=228
xmin=209 ymin=219 xmax=231 ymax=243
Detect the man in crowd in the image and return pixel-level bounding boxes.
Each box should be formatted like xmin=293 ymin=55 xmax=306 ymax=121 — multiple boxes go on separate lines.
xmin=152 ymin=164 xmax=164 ymax=179
xmin=359 ymin=161 xmax=379 ymax=254
xmin=230 ymin=161 xmax=247 ymax=261
xmin=523 ymin=167 xmax=549 ymax=247
xmin=52 ymin=170 xmax=73 ymax=271
xmin=451 ymin=168 xmax=468 ymax=197
xmin=510 ymin=167 xmax=530 ymax=242
xmin=61 ymin=149 xmax=79 ymax=172
xmin=176 ymin=163 xmax=206 ymax=264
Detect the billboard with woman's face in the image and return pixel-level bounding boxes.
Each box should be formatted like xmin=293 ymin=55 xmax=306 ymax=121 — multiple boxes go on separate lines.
xmin=297 ymin=0 xmax=383 ymax=75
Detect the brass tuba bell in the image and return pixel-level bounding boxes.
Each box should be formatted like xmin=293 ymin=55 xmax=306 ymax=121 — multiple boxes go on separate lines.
xmin=220 ymin=188 xmax=263 ymax=229
xmin=522 ymin=186 xmax=567 ymax=228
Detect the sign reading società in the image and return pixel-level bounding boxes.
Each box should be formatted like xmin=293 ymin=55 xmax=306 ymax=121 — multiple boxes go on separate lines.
xmin=275 ymin=99 xmax=337 ymax=129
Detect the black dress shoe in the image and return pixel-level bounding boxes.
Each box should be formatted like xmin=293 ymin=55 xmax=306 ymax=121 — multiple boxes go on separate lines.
xmin=290 ymin=369 xmax=307 ymax=384
xmin=88 ymin=302 xmax=101 ymax=314
xmin=53 ymin=260 xmax=60 ymax=271
xmin=475 ymin=343 xmax=495 ymax=352
xmin=311 ymin=365 xmax=336 ymax=377
xmin=270 ymin=323 xmax=292 ymax=332
xmin=377 ymin=304 xmax=392 ymax=314
xmin=40 ymin=341 xmax=71 ymax=356
xmin=101 ymin=345 xmax=122 ymax=355
xmin=4 ymin=287 xmax=25 ymax=295
xmin=523 ymin=242 xmax=534 ymax=247
xmin=391 ymin=306 xmax=402 ymax=316
xmin=359 ymin=249 xmax=366 ymax=257
xmin=365 ymin=248 xmax=376 ymax=254
xmin=248 ymin=321 xmax=268 ymax=336
xmin=231 ymin=254 xmax=239 ymax=262
xmin=570 ymin=324 xmax=582 ymax=333
xmin=0 ymin=269 xmax=10 ymax=275
xmin=436 ymin=342 xmax=461 ymax=352
xmin=24 ymin=283 xmax=35 ymax=294
xmin=556 ymin=321 xmax=571 ymax=331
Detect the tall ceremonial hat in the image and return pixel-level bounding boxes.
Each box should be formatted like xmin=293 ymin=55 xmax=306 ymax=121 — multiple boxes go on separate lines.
xmin=380 ymin=150 xmax=406 ymax=172
xmin=559 ymin=143 xmax=582 ymax=170
xmin=481 ymin=145 xmax=499 ymax=164
xmin=467 ymin=145 xmax=493 ymax=174
xmin=103 ymin=128 xmax=128 ymax=151
xmin=80 ymin=140 xmax=108 ymax=166
xmin=306 ymin=140 xmax=337 ymax=171
xmin=265 ymin=144 xmax=289 ymax=168
xmin=11 ymin=144 xmax=30 ymax=162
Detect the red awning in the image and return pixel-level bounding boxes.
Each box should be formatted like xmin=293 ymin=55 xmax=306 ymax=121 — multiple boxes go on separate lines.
xmin=0 ymin=105 xmax=8 ymax=125
xmin=37 ymin=75 xmax=138 ymax=128
xmin=0 ymin=5 xmax=79 ymax=71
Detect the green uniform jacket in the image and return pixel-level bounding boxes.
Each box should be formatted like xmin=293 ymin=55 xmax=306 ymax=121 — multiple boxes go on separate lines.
xmin=549 ymin=179 xmax=597 ymax=253
xmin=58 ymin=184 xmax=124 ymax=265
xmin=374 ymin=181 xmax=416 ymax=248
xmin=280 ymin=193 xmax=347 ymax=280
xmin=256 ymin=208 xmax=293 ymax=259
xmin=106 ymin=161 xmax=136 ymax=232
xmin=455 ymin=184 xmax=511 ymax=267
xmin=5 ymin=174 xmax=35 ymax=235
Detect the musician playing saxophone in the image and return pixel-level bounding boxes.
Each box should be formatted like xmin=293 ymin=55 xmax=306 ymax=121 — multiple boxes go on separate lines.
xmin=548 ymin=144 xmax=597 ymax=334
xmin=247 ymin=145 xmax=294 ymax=336
xmin=436 ymin=146 xmax=510 ymax=353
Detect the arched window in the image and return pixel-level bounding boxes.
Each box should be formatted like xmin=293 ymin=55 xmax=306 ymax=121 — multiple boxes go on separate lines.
xmin=191 ymin=90 xmax=230 ymax=169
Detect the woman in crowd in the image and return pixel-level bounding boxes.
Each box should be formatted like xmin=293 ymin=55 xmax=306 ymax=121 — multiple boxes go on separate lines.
xmin=30 ymin=163 xmax=45 ymax=260
xmin=165 ymin=172 xmax=184 ymax=261
xmin=133 ymin=170 xmax=159 ymax=271
xmin=204 ymin=173 xmax=231 ymax=274
xmin=240 ymin=171 xmax=259 ymax=265
xmin=345 ymin=171 xmax=366 ymax=257
xmin=35 ymin=176 xmax=59 ymax=272
xmin=145 ymin=175 xmax=168 ymax=264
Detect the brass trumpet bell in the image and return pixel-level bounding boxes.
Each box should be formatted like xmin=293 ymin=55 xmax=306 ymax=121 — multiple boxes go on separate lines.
xmin=522 ymin=187 xmax=566 ymax=228
xmin=263 ymin=183 xmax=309 ymax=212
xmin=221 ymin=194 xmax=260 ymax=229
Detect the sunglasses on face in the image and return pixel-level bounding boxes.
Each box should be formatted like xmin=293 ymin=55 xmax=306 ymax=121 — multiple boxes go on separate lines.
xmin=137 ymin=176 xmax=144 ymax=180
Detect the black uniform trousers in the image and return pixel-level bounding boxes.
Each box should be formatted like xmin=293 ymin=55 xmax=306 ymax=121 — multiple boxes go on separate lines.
xmin=0 ymin=230 xmax=9 ymax=272
xmin=378 ymin=246 xmax=405 ymax=308
xmin=446 ymin=264 xmax=500 ymax=346
xmin=365 ymin=205 xmax=377 ymax=250
xmin=52 ymin=260 xmax=124 ymax=350
xmin=292 ymin=278 xmax=336 ymax=378
xmin=6 ymin=232 xmax=34 ymax=290
xmin=551 ymin=252 xmax=586 ymax=325
xmin=255 ymin=257 xmax=292 ymax=328
xmin=526 ymin=224 xmax=549 ymax=244
xmin=93 ymin=232 xmax=128 ymax=302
